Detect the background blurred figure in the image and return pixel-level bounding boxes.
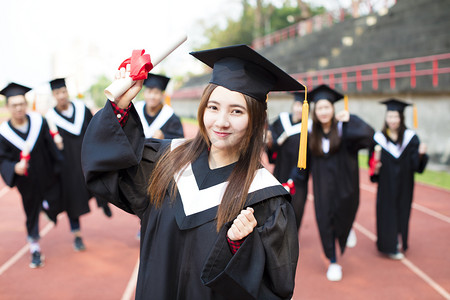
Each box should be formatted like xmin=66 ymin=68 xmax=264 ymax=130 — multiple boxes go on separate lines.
xmin=266 ymin=92 xmax=309 ymax=229
xmin=370 ymin=99 xmax=428 ymax=260
xmin=0 ymin=83 xmax=62 ymax=268
xmin=45 ymin=78 xmax=112 ymax=252
xmin=308 ymin=84 xmax=374 ymax=281
xmin=134 ymin=73 xmax=184 ymax=139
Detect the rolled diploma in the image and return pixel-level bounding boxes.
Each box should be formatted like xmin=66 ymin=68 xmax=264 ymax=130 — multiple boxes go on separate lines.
xmin=105 ymin=34 xmax=188 ymax=101
xmin=47 ymin=119 xmax=64 ymax=149
xmin=20 ymin=143 xmax=31 ymax=175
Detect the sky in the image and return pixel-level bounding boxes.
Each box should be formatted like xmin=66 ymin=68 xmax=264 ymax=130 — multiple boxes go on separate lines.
xmin=0 ymin=0 xmax=360 ymax=96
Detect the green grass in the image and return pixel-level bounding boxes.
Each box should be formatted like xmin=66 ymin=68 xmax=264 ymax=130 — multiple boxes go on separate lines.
xmin=358 ymin=153 xmax=450 ymax=190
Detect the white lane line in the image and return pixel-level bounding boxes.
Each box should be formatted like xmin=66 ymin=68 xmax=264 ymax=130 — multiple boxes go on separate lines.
xmin=0 ymin=186 xmax=10 ymax=198
xmin=360 ymin=183 xmax=450 ymax=224
xmin=0 ymin=220 xmax=54 ymax=276
xmin=354 ymin=221 xmax=450 ymax=300
xmin=121 ymin=258 xmax=139 ymax=300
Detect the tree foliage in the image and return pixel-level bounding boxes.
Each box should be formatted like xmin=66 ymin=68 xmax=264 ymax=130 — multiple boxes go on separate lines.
xmin=88 ymin=75 xmax=111 ymax=108
xmin=198 ymin=0 xmax=326 ymax=49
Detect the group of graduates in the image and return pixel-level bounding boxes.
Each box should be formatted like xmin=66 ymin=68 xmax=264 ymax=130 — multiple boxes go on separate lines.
xmin=1 ymin=43 xmax=429 ymax=299
xmin=0 ymin=73 xmax=184 ymax=269
xmin=266 ymin=84 xmax=428 ymax=281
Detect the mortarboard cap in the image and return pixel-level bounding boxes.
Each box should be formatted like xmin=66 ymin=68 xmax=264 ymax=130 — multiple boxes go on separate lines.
xmin=0 ymin=82 xmax=32 ymax=98
xmin=49 ymin=78 xmax=66 ymax=90
xmin=190 ymin=44 xmax=305 ymax=104
xmin=308 ymin=84 xmax=343 ymax=104
xmin=380 ymin=98 xmax=411 ymax=113
xmin=143 ymin=73 xmax=170 ymax=91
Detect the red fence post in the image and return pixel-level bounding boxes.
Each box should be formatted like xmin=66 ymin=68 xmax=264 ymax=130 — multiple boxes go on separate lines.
xmin=390 ymin=65 xmax=396 ymax=89
xmin=433 ymin=59 xmax=438 ymax=87
xmin=356 ymin=70 xmax=362 ymax=91
xmin=372 ymin=68 xmax=378 ymax=90
xmin=342 ymin=72 xmax=348 ymax=91
xmin=330 ymin=73 xmax=335 ymax=89
xmin=410 ymin=63 xmax=416 ymax=88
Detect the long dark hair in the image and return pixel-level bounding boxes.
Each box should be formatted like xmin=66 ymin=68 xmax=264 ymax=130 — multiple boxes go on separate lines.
xmin=309 ymin=101 xmax=341 ymax=156
xmin=382 ymin=110 xmax=406 ymax=145
xmin=148 ymin=83 xmax=267 ymax=230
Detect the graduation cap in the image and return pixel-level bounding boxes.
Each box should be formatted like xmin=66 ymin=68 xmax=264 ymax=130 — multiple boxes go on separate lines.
xmin=308 ymin=84 xmax=343 ymax=104
xmin=0 ymin=82 xmax=32 ymax=98
xmin=143 ymin=73 xmax=170 ymax=91
xmin=380 ymin=98 xmax=411 ymax=113
xmin=49 ymin=78 xmax=66 ymax=90
xmin=190 ymin=44 xmax=305 ymax=104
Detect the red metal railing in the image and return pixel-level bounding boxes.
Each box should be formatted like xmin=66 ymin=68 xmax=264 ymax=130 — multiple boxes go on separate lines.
xmin=172 ymin=53 xmax=450 ymax=99
xmin=290 ymin=53 xmax=450 ymax=91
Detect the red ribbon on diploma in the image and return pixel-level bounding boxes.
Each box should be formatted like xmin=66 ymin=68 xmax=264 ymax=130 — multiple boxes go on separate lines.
xmin=118 ymin=50 xmax=153 ymax=80
xmin=20 ymin=152 xmax=30 ymax=176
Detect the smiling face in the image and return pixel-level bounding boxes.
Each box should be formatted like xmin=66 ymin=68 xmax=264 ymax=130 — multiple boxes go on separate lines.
xmin=7 ymin=95 xmax=28 ymax=122
xmin=385 ymin=110 xmax=401 ymax=131
xmin=144 ymin=87 xmax=164 ymax=109
xmin=203 ymin=86 xmax=249 ymax=157
xmin=52 ymin=86 xmax=70 ymax=110
xmin=314 ymin=99 xmax=335 ymax=125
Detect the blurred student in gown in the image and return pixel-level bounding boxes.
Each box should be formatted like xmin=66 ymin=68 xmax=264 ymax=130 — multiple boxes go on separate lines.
xmin=308 ymin=85 xmax=374 ymax=281
xmin=81 ymin=45 xmax=301 ymax=299
xmin=0 ymin=83 xmax=62 ymax=268
xmin=134 ymin=73 xmax=184 ymax=139
xmin=45 ymin=78 xmax=112 ymax=252
xmin=266 ymin=92 xmax=309 ymax=229
xmin=370 ymin=99 xmax=428 ymax=260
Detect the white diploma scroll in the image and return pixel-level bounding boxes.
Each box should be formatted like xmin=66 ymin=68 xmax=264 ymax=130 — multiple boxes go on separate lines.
xmin=105 ymin=34 xmax=188 ymax=101
xmin=374 ymin=145 xmax=382 ymax=161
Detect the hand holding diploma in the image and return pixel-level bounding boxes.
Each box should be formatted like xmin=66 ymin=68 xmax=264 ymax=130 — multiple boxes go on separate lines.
xmin=370 ymin=145 xmax=382 ymax=176
xmin=47 ymin=119 xmax=64 ymax=150
xmin=16 ymin=144 xmax=31 ymax=176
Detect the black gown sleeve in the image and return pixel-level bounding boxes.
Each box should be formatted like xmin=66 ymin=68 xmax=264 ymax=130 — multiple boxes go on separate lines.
xmin=162 ymin=115 xmax=184 ymax=139
xmin=201 ymin=197 xmax=299 ymax=300
xmin=0 ymin=138 xmax=18 ymax=187
xmin=81 ymin=101 xmax=168 ymax=218
xmin=344 ymin=114 xmax=375 ymax=153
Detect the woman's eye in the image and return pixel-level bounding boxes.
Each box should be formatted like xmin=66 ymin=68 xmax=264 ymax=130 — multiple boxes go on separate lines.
xmin=231 ymin=109 xmax=243 ymax=114
xmin=207 ymin=105 xmax=217 ymax=110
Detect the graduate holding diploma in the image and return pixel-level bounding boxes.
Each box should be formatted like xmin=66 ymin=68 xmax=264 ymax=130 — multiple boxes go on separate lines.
xmin=82 ymin=44 xmax=303 ymax=299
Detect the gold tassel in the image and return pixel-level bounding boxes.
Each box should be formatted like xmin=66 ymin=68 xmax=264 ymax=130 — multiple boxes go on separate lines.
xmin=413 ymin=103 xmax=418 ymax=129
xmin=298 ymin=85 xmax=309 ymax=169
xmin=344 ymin=94 xmax=349 ymax=111
xmin=165 ymin=94 xmax=171 ymax=106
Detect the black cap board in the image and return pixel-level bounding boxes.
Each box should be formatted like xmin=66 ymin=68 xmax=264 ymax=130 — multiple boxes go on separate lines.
xmin=49 ymin=78 xmax=66 ymax=90
xmin=308 ymin=84 xmax=343 ymax=104
xmin=143 ymin=73 xmax=170 ymax=91
xmin=0 ymin=82 xmax=32 ymax=98
xmin=380 ymin=98 xmax=411 ymax=113
xmin=190 ymin=44 xmax=305 ymax=104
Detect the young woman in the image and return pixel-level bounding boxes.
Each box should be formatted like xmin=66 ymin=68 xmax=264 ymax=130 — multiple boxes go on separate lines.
xmin=266 ymin=92 xmax=309 ymax=229
xmin=81 ymin=45 xmax=301 ymax=299
xmin=370 ymin=99 xmax=428 ymax=260
xmin=308 ymin=85 xmax=374 ymax=281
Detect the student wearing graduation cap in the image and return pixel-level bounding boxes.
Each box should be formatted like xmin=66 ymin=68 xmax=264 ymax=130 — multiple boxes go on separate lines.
xmin=82 ymin=44 xmax=302 ymax=299
xmin=45 ymin=78 xmax=112 ymax=252
xmin=266 ymin=92 xmax=309 ymax=229
xmin=134 ymin=73 xmax=184 ymax=139
xmin=370 ymin=99 xmax=428 ymax=260
xmin=0 ymin=83 xmax=62 ymax=268
xmin=308 ymin=84 xmax=374 ymax=281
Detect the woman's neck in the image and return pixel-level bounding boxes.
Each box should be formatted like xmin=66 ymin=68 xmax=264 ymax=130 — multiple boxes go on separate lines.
xmin=208 ymin=147 xmax=239 ymax=169
xmin=322 ymin=121 xmax=332 ymax=134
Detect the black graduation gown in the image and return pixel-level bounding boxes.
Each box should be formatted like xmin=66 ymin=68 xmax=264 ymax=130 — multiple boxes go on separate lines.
xmin=45 ymin=100 xmax=96 ymax=219
xmin=310 ymin=115 xmax=374 ymax=260
xmin=81 ymin=102 xmax=299 ymax=300
xmin=370 ymin=130 xmax=428 ymax=254
xmin=0 ymin=113 xmax=62 ymax=234
xmin=268 ymin=113 xmax=309 ymax=229
xmin=134 ymin=101 xmax=184 ymax=139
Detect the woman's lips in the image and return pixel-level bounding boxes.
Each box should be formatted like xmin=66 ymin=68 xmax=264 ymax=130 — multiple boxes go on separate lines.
xmin=213 ymin=131 xmax=231 ymax=138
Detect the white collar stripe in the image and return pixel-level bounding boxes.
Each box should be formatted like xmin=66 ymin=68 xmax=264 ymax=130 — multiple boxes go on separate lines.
xmin=135 ymin=102 xmax=174 ymax=138
xmin=0 ymin=112 xmax=43 ymax=152
xmin=374 ymin=130 xmax=415 ymax=159
xmin=279 ymin=112 xmax=302 ymax=137
xmin=45 ymin=100 xmax=86 ymax=136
